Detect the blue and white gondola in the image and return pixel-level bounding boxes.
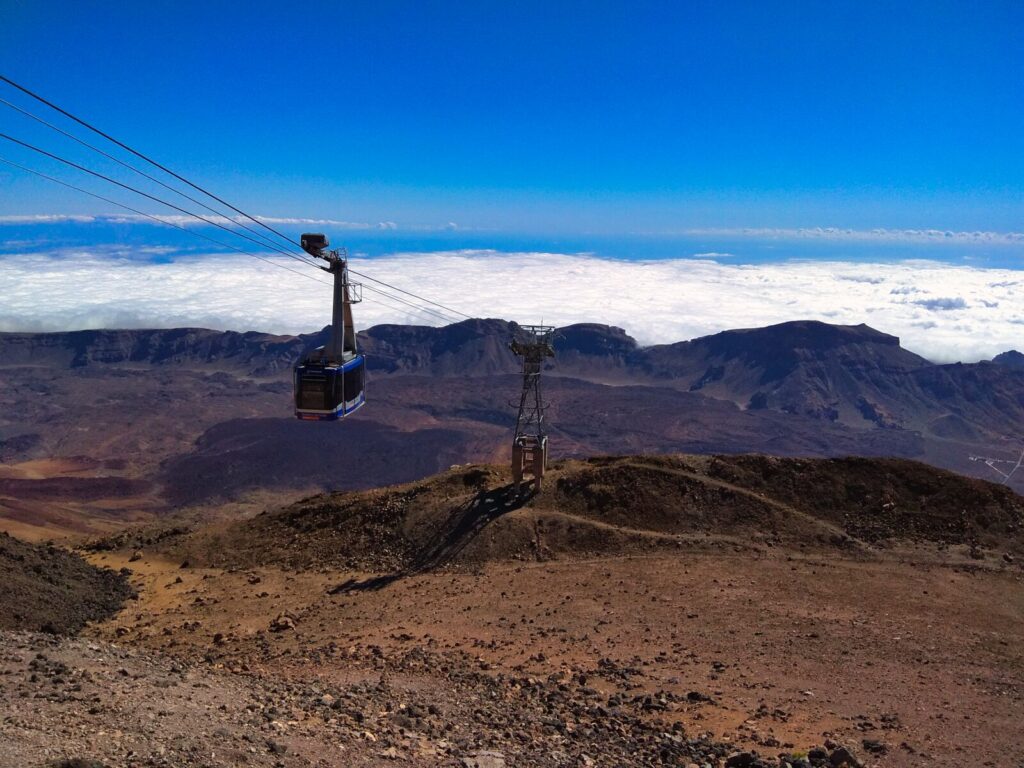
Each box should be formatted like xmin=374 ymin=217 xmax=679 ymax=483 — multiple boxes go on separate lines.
xmin=294 ymin=351 xmax=366 ymax=421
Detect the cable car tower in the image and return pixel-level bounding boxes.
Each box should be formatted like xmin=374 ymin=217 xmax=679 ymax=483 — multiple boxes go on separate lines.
xmin=293 ymin=233 xmax=367 ymax=420
xmin=509 ymin=325 xmax=555 ymax=491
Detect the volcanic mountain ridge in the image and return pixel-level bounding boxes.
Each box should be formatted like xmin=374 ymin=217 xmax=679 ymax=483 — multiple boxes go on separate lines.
xmin=3 ymin=319 xmax=1023 ymax=538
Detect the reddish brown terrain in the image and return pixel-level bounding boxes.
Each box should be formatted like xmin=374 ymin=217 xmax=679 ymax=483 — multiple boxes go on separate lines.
xmin=1 ymin=319 xmax=1022 ymax=539
xmin=1 ymin=455 xmax=1021 ymax=767
xmin=2 ymin=320 xmax=1023 ymax=766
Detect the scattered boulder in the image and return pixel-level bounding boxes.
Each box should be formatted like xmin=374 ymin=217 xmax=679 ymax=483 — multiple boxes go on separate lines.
xmin=829 ymin=745 xmax=861 ymax=767
xmin=725 ymin=753 xmax=757 ymax=768
xmin=862 ymin=738 xmax=887 ymax=755
xmin=269 ymin=613 xmax=296 ymax=632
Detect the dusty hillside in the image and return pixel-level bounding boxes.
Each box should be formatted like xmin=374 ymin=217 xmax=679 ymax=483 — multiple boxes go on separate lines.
xmin=119 ymin=454 xmax=1024 ymax=575
xmin=0 ymin=532 xmax=134 ymax=634
xmin=0 ymin=454 xmax=1010 ymax=767
xmin=64 ymin=455 xmax=1024 ymax=768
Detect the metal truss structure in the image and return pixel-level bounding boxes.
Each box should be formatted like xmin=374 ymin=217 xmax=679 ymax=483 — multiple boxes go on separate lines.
xmin=509 ymin=325 xmax=555 ymax=491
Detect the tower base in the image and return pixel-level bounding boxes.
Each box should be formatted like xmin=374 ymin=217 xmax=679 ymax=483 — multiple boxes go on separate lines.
xmin=512 ymin=435 xmax=548 ymax=493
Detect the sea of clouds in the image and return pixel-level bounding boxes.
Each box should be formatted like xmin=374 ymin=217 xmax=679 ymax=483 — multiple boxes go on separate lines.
xmin=0 ymin=248 xmax=1021 ymax=363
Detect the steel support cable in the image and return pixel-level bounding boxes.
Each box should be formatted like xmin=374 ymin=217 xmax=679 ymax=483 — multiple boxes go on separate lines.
xmin=0 ymin=73 xmax=305 ymax=256
xmin=0 ymin=131 xmax=322 ymax=269
xmin=360 ymin=293 xmax=456 ymax=322
xmin=0 ymin=95 xmax=317 ymax=266
xmin=0 ymin=74 xmax=474 ymax=322
xmin=0 ymin=155 xmax=331 ymax=284
xmin=0 ymin=154 xmax=457 ymax=324
xmin=347 ymin=267 xmax=473 ymax=319
xmin=359 ymin=283 xmax=458 ymax=323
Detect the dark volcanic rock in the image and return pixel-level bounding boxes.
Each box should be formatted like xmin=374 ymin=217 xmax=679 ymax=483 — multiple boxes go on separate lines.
xmin=635 ymin=321 xmax=934 ymax=425
xmin=154 ymin=453 xmax=1024 ymax=576
xmin=0 ymin=532 xmax=134 ymax=634
xmin=703 ymin=454 xmax=1024 ymax=551
xmin=0 ymin=432 xmax=42 ymax=462
xmin=640 ymin=320 xmax=926 ymax=379
xmin=159 ymin=417 xmax=479 ymax=505
xmin=5 ymin=318 xmax=1024 ymax=508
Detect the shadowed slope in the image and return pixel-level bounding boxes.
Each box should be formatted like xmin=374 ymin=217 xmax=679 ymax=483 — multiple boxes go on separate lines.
xmin=134 ymin=455 xmax=1024 ymax=577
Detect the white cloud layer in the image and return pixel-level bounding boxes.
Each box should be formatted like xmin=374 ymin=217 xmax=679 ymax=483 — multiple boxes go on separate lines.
xmin=0 ymin=249 xmax=1021 ymax=363
xmin=0 ymin=214 xmax=98 ymax=224
xmin=680 ymin=227 xmax=1024 ymax=245
xmin=3 ymin=216 xmax=1024 ymax=245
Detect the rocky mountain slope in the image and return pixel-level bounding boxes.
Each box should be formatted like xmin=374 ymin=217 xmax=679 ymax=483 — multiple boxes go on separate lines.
xmin=41 ymin=454 xmax=1020 ymax=768
xmin=2 ymin=457 xmax=1021 ymax=767
xmin=2 ymin=319 xmax=1022 ymax=536
xmin=5 ymin=319 xmax=1020 ymax=436
xmin=993 ymin=349 xmax=1024 ymax=370
xmin=108 ymin=454 xmax=1024 ymax=575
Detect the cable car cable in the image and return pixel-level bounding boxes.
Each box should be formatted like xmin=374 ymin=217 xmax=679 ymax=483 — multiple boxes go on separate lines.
xmin=1 ymin=74 xmax=475 ymax=321
xmin=346 ymin=267 xmax=474 ymax=320
xmin=0 ymin=73 xmax=305 ymax=257
xmin=0 ymin=155 xmax=331 ymax=284
xmin=359 ymin=284 xmax=457 ymax=323
xmin=0 ymin=131 xmax=322 ymax=269
xmin=0 ymin=154 xmax=459 ymax=325
xmin=0 ymin=95 xmax=314 ymax=265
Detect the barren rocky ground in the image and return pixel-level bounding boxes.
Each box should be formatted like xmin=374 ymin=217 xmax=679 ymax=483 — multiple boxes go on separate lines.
xmin=2 ymin=456 xmax=1021 ymax=767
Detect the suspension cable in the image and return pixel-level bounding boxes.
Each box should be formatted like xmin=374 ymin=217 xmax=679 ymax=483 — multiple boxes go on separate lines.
xmin=0 ymin=73 xmax=304 ymax=254
xmin=360 ymin=284 xmax=457 ymax=323
xmin=348 ymin=267 xmax=474 ymax=319
xmin=1 ymin=154 xmax=461 ymax=326
xmin=0 ymin=95 xmax=312 ymax=263
xmin=0 ymin=73 xmax=476 ymax=321
xmin=0 ymin=131 xmax=320 ymax=268
xmin=0 ymin=156 xmax=332 ymax=283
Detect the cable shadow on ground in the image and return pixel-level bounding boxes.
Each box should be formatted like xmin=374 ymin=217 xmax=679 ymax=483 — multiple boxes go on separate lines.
xmin=328 ymin=480 xmax=537 ymax=594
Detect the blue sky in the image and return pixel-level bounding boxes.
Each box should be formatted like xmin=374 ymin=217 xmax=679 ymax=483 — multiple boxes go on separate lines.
xmin=1 ymin=2 xmax=1022 ymax=358
xmin=2 ymin=1 xmax=1022 ymax=233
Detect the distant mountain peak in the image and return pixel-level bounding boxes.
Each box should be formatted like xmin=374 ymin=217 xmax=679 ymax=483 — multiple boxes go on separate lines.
xmin=993 ymin=350 xmax=1024 ymax=369
xmin=552 ymin=324 xmax=638 ymax=355
xmin=709 ymin=320 xmax=903 ymax=351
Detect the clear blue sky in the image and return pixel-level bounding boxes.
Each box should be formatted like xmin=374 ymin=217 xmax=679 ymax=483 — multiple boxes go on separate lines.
xmin=1 ymin=1 xmax=1022 ymax=234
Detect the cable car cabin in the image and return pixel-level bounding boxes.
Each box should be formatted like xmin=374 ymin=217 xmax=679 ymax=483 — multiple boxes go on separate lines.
xmin=294 ymin=232 xmax=365 ymax=421
xmin=294 ymin=349 xmax=366 ymax=421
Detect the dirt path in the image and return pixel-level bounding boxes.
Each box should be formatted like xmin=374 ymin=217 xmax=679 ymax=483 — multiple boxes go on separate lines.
xmin=622 ymin=459 xmax=872 ymax=549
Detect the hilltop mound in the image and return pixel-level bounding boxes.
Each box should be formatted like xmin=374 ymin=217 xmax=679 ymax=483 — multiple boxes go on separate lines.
xmin=0 ymin=532 xmax=134 ymax=634
xmin=144 ymin=454 xmax=1024 ymax=574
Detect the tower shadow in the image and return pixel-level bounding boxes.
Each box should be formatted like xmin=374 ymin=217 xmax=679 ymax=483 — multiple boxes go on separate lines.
xmin=328 ymin=479 xmax=536 ymax=594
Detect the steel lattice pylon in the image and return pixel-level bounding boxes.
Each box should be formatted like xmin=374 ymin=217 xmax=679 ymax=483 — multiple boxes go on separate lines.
xmin=509 ymin=325 xmax=555 ymax=491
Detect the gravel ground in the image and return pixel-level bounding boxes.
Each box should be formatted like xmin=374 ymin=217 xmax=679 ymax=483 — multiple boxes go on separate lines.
xmin=0 ymin=631 xmax=875 ymax=768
